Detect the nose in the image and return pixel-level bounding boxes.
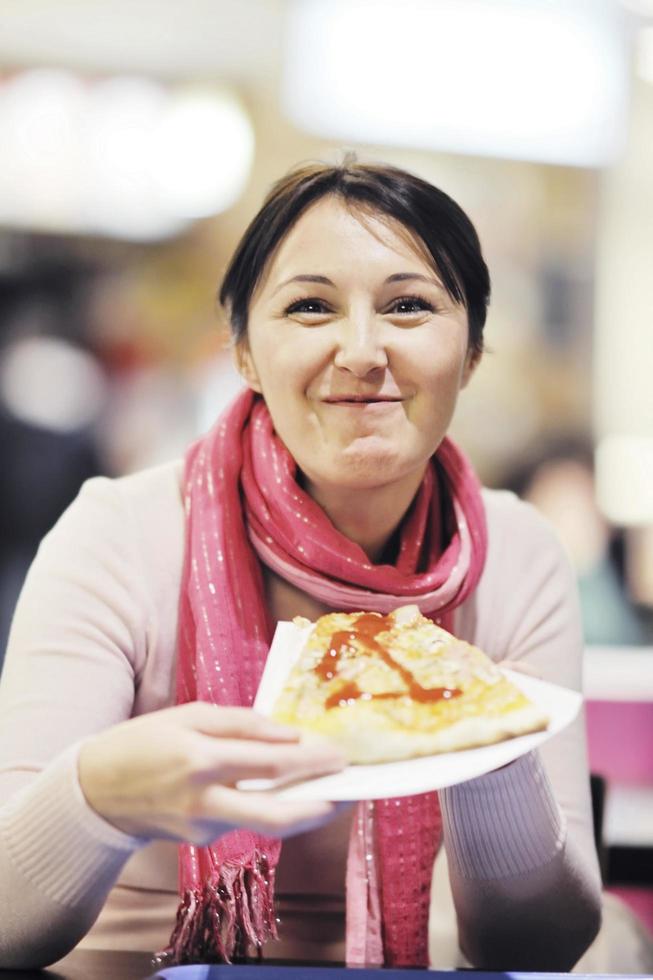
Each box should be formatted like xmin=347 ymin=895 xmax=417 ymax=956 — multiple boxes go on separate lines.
xmin=333 ymin=311 xmax=388 ymax=376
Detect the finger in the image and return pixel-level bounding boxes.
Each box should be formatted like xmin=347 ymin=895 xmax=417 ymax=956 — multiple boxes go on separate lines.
xmin=199 ymin=785 xmax=339 ymax=839
xmin=191 ymin=737 xmax=346 ymax=784
xmin=179 ymin=703 xmax=302 ymax=742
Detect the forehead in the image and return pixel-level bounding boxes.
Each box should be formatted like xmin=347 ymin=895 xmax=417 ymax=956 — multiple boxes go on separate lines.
xmin=261 ymin=196 xmax=436 ymax=287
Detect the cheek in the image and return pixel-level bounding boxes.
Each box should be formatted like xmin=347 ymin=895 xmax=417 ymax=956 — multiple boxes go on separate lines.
xmin=407 ymin=339 xmax=468 ymax=394
xmin=259 ymin=357 xmax=312 ymax=401
xmin=250 ymin=346 xmax=317 ymax=434
xmin=405 ymin=356 xmax=469 ymax=436
xmin=253 ymin=331 xmax=330 ymax=397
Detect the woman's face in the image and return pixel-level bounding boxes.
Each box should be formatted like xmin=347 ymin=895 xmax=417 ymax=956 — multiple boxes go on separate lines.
xmin=237 ymin=196 xmax=478 ymax=494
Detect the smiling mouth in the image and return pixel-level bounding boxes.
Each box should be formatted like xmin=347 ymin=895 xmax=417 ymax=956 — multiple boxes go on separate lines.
xmin=323 ymin=396 xmax=403 ymax=404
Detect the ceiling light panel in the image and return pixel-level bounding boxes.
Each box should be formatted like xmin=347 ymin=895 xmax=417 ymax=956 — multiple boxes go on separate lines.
xmin=282 ymin=0 xmax=629 ymax=167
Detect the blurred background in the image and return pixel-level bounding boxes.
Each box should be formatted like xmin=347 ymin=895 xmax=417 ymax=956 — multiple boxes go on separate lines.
xmin=0 ymin=0 xmax=652 ymax=958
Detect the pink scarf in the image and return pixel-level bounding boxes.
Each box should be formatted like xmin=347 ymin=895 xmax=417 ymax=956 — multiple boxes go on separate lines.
xmin=161 ymin=389 xmax=487 ymax=967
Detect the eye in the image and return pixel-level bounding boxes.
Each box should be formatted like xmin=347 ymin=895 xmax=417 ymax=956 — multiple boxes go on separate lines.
xmin=386 ymin=295 xmax=436 ymax=315
xmin=285 ymin=297 xmax=332 ymax=316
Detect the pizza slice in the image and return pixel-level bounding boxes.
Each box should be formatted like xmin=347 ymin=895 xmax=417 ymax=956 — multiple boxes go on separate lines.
xmin=270 ymin=604 xmax=548 ymax=764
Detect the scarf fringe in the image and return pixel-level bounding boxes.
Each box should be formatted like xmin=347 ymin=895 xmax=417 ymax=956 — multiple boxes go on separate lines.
xmin=154 ymin=853 xmax=278 ymax=966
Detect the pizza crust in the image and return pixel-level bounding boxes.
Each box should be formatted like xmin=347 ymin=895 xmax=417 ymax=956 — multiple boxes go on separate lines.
xmin=295 ymin=702 xmax=549 ymax=765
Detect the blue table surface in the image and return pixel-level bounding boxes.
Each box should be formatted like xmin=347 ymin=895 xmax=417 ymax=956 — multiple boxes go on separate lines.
xmin=147 ymin=968 xmax=652 ymax=980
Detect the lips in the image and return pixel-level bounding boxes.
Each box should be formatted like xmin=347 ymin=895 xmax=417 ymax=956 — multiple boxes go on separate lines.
xmin=323 ymin=395 xmax=403 ymax=404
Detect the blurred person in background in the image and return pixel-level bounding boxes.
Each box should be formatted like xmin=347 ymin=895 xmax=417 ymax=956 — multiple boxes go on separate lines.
xmin=0 ymin=160 xmax=602 ymax=971
xmin=504 ymin=437 xmax=651 ymax=648
xmin=0 ymin=327 xmax=108 ymax=673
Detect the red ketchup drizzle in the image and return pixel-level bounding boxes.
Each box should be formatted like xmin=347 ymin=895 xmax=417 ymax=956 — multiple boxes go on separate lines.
xmin=317 ymin=612 xmax=461 ymax=709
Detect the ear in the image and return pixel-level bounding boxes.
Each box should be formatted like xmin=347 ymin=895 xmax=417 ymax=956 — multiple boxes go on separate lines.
xmin=461 ymin=347 xmax=481 ymax=389
xmin=232 ymin=341 xmax=262 ymax=393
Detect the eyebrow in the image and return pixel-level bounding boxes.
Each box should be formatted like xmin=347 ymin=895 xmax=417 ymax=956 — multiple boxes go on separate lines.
xmin=271 ymin=271 xmax=443 ymax=296
xmin=272 ymin=274 xmax=334 ymax=296
xmin=386 ymin=272 xmax=443 ymax=288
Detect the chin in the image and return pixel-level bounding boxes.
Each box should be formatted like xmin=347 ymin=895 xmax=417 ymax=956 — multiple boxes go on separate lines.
xmin=323 ymin=445 xmax=417 ymax=490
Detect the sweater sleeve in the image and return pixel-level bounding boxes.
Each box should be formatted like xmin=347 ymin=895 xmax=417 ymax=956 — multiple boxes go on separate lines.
xmin=440 ymin=493 xmax=602 ymax=971
xmin=0 ymin=477 xmax=154 ymax=968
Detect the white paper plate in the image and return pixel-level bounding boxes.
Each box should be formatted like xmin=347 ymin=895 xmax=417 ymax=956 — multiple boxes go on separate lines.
xmin=239 ymin=621 xmax=583 ymax=802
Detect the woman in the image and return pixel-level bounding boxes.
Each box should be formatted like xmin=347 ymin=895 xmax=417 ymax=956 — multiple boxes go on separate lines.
xmin=0 ymin=160 xmax=601 ymax=971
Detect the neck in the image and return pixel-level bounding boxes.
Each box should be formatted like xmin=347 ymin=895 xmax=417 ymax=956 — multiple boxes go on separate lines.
xmin=302 ymin=467 xmax=427 ymax=563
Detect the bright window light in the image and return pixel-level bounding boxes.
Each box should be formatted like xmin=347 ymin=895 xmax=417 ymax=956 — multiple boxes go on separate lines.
xmin=84 ymin=76 xmax=169 ymax=239
xmin=0 ymin=70 xmax=87 ymax=228
xmin=153 ymin=90 xmax=255 ymax=220
xmin=620 ymin=0 xmax=653 ymax=15
xmin=282 ymin=0 xmax=628 ymax=167
xmin=636 ymin=25 xmax=653 ymax=83
xmin=596 ymin=436 xmax=653 ymax=525
xmin=0 ymin=71 xmax=254 ymax=240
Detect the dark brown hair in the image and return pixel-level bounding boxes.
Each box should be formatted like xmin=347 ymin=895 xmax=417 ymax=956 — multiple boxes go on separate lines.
xmin=219 ymin=159 xmax=490 ymax=355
